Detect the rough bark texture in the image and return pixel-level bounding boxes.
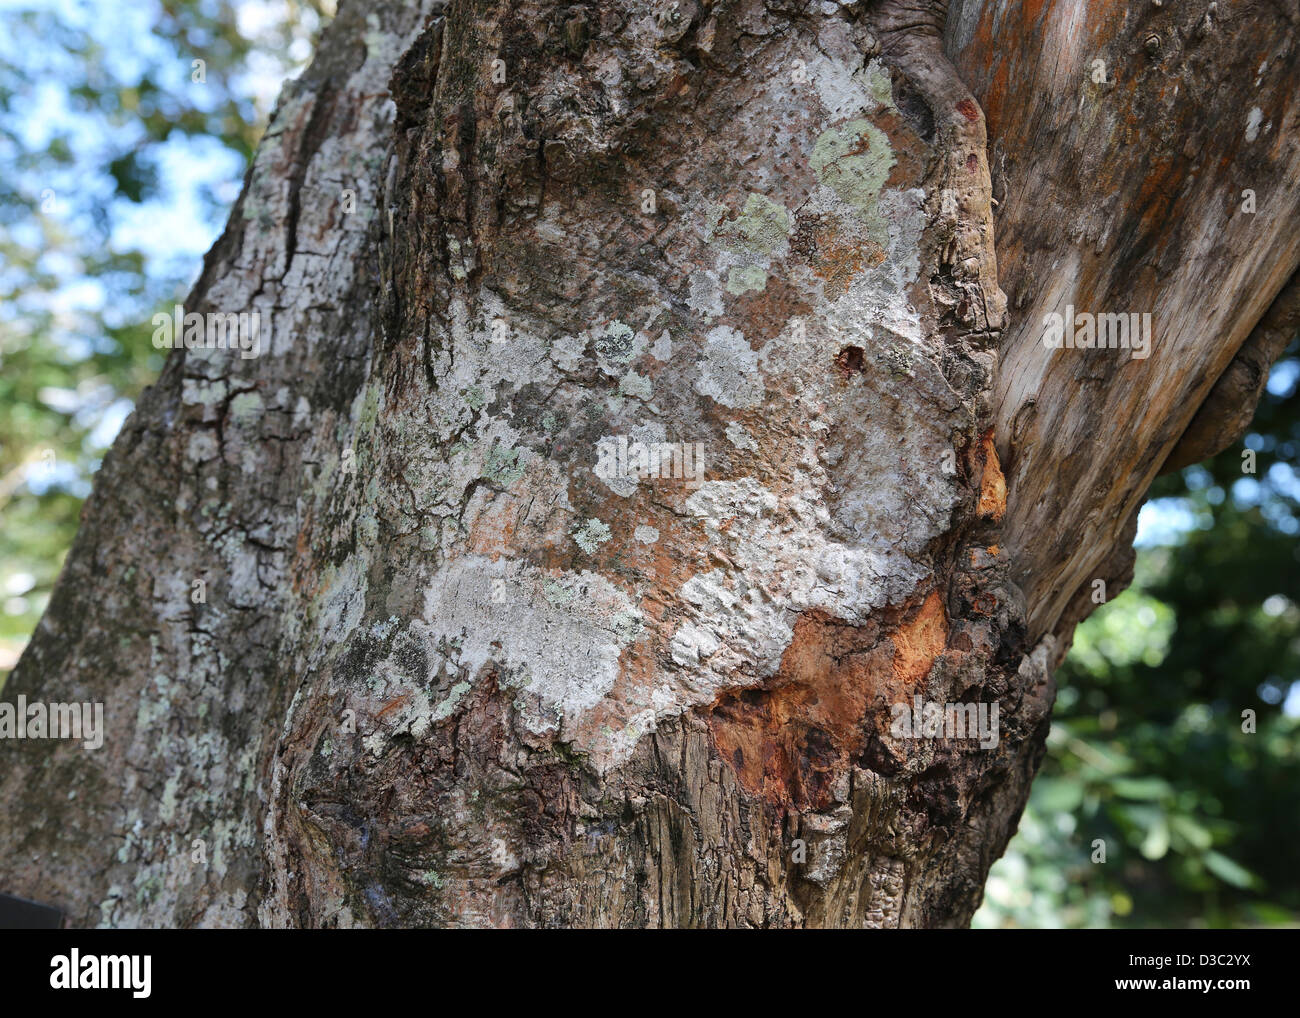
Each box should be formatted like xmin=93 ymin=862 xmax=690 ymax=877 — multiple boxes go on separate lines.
xmin=2 ymin=0 xmax=1295 ymax=927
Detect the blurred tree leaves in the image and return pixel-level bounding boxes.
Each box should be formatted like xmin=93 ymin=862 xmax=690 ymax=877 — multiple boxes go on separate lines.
xmin=0 ymin=0 xmax=331 ymax=670
xmin=107 ymin=150 xmax=158 ymax=203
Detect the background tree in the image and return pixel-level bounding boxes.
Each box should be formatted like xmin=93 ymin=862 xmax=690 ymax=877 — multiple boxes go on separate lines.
xmin=1 ymin=0 xmax=1296 ymax=928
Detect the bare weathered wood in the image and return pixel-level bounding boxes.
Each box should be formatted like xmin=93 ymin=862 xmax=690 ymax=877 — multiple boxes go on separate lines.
xmin=1162 ymin=269 xmax=1300 ymax=474
xmin=946 ymin=0 xmax=1300 ymax=646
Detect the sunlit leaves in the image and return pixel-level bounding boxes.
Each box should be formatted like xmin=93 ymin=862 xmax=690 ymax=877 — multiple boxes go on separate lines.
xmin=0 ymin=1 xmax=329 ymax=666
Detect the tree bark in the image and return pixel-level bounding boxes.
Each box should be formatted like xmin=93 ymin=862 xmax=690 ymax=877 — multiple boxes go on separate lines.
xmin=2 ymin=0 xmax=1296 ymax=928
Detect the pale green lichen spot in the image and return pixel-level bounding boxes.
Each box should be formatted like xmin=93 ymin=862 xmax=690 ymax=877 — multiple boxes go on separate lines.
xmin=726 ymin=264 xmax=767 ymax=295
xmin=572 ymin=517 xmax=612 ymax=555
xmin=811 ymin=119 xmax=896 ymax=246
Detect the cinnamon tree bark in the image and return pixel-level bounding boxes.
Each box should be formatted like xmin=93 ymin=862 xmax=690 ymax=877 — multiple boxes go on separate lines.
xmin=2 ymin=0 xmax=1295 ymax=927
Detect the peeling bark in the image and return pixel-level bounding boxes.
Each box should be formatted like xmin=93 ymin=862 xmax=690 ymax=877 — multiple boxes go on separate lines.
xmin=2 ymin=0 xmax=1295 ymax=928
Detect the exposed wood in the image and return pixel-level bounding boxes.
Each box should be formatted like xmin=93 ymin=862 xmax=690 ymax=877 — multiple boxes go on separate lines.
xmin=1162 ymin=269 xmax=1300 ymax=473
xmin=946 ymin=0 xmax=1300 ymax=645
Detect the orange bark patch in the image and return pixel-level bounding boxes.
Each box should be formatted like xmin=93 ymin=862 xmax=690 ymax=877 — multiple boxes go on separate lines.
xmin=814 ymin=234 xmax=886 ymax=299
xmin=876 ymin=109 xmax=929 ymax=192
xmin=706 ymin=591 xmax=948 ymax=810
xmin=890 ymin=591 xmax=948 ymax=686
xmin=465 ymin=497 xmax=521 ymax=557
xmin=976 ymin=429 xmax=1006 ymax=521
xmin=377 ymin=693 xmax=411 ymax=721
xmin=726 ymin=273 xmax=813 ymax=344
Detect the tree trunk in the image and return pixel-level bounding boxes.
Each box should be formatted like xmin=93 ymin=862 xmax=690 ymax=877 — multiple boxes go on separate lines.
xmin=2 ymin=0 xmax=1296 ymax=928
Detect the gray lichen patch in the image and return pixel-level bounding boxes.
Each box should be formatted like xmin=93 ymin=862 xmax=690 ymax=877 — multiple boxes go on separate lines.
xmin=594 ymin=320 xmax=639 ymax=375
xmin=725 ymin=421 xmax=758 ymax=451
xmin=618 ymin=370 xmax=653 ymax=400
xmin=694 ymin=326 xmax=765 ymax=409
xmin=420 ymin=557 xmax=643 ymax=743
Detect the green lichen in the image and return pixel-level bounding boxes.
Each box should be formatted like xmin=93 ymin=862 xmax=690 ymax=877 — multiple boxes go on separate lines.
xmin=430 ymin=680 xmax=471 ymax=722
xmin=446 ymin=236 xmax=467 ymax=281
xmin=551 ymin=740 xmax=590 ymax=771
xmin=159 ymin=773 xmax=181 ymax=823
xmin=484 ymin=443 xmax=525 ymax=486
xmin=572 ymin=517 xmax=612 ymax=555
xmin=861 ymin=58 xmax=894 ymax=110
xmin=229 ymin=391 xmax=263 ymax=428
xmin=884 ymin=345 xmax=912 ymax=377
xmin=810 ymin=119 xmax=896 ymax=246
xmin=610 ymin=611 xmax=643 ymax=644
xmin=726 ymin=264 xmax=767 ymax=295
xmin=543 ymin=578 xmax=574 ymax=607
xmin=134 ymin=873 xmax=162 ymax=907
xmin=709 ymin=192 xmax=791 ymax=259
xmin=357 ymin=381 xmax=382 ymax=431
